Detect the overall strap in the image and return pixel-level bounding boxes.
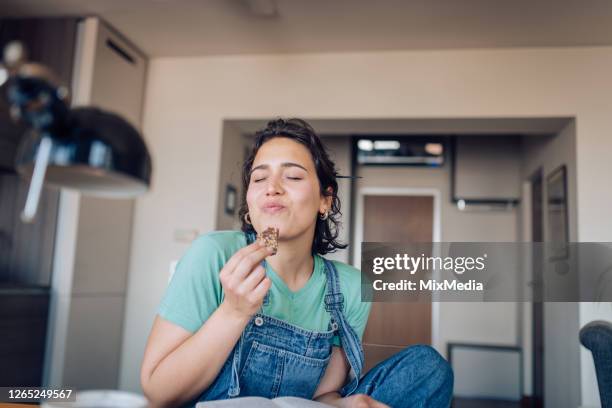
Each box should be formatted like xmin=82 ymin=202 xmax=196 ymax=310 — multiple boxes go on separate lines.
xmin=228 ymin=331 xmax=245 ymax=397
xmin=322 ymin=259 xmax=365 ymax=396
xmin=228 ymin=230 xmax=270 ymax=397
xmin=323 ymin=258 xmax=345 ymax=314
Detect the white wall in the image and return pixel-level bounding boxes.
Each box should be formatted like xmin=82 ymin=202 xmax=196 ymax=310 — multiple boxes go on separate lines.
xmin=119 ymin=47 xmax=612 ymax=407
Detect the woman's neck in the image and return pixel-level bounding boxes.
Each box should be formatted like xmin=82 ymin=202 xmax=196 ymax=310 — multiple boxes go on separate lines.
xmin=265 ymin=231 xmax=315 ymax=292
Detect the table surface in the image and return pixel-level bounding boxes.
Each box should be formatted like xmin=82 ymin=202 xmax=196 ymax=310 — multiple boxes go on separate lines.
xmin=0 ymin=404 xmax=40 ymax=407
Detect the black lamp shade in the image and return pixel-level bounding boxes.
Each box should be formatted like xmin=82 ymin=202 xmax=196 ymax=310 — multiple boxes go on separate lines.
xmin=15 ymin=107 xmax=152 ymax=197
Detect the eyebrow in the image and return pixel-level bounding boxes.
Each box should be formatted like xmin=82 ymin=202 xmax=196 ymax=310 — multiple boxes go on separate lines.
xmin=250 ymin=162 xmax=308 ymax=175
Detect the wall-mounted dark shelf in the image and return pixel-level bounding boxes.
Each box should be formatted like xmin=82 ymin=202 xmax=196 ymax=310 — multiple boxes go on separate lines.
xmin=0 ymin=284 xmax=51 ymax=386
xmin=450 ymin=136 xmax=521 ymax=208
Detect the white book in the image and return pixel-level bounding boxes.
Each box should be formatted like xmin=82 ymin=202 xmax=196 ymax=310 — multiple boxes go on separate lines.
xmin=196 ymin=396 xmax=333 ymax=408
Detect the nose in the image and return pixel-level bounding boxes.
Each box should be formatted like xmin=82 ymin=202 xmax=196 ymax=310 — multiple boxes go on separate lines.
xmin=266 ymin=173 xmax=284 ymax=196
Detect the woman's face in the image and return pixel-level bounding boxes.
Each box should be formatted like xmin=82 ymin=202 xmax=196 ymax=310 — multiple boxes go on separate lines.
xmin=246 ymin=137 xmax=330 ymax=241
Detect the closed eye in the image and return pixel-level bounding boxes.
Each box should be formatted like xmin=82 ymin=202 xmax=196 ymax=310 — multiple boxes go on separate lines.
xmin=286 ymin=177 xmax=302 ymax=180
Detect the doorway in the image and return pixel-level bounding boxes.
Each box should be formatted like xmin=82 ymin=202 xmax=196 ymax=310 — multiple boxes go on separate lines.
xmin=354 ymin=187 xmax=441 ymax=371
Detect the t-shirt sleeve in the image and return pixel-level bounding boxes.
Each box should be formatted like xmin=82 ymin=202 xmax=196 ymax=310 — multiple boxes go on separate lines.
xmin=157 ymin=235 xmax=225 ymax=333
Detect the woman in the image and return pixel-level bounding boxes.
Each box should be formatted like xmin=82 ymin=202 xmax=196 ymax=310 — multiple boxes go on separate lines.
xmin=141 ymin=119 xmax=453 ymax=408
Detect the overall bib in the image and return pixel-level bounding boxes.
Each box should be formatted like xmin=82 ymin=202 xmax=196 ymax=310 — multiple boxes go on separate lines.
xmin=195 ymin=231 xmax=365 ymax=403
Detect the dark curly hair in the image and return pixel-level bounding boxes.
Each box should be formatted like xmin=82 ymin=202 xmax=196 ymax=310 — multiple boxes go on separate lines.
xmin=239 ymin=118 xmax=347 ymax=255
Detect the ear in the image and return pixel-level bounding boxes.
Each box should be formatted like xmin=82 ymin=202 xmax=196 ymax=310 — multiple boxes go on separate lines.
xmin=320 ymin=186 xmax=333 ymax=213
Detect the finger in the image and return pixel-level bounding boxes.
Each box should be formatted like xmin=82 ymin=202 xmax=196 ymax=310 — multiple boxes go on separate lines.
xmin=370 ymin=399 xmax=390 ymax=408
xmin=238 ymin=264 xmax=266 ymax=293
xmin=250 ymin=276 xmax=272 ymax=301
xmin=232 ymin=245 xmax=273 ymax=282
xmin=221 ymin=241 xmax=263 ymax=277
xmin=352 ymin=395 xmax=371 ymax=408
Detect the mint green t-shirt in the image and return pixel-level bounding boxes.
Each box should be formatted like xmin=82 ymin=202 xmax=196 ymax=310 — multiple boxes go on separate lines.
xmin=158 ymin=230 xmax=371 ymax=347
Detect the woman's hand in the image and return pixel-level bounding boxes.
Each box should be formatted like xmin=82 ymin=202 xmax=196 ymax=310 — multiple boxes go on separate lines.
xmin=334 ymin=394 xmax=390 ymax=408
xmin=219 ymin=241 xmax=273 ymax=321
xmin=141 ymin=241 xmax=273 ymax=407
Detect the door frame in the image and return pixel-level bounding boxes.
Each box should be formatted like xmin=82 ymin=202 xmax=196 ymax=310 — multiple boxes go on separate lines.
xmin=353 ymin=186 xmax=442 ymax=353
xmin=529 ymin=168 xmax=545 ymax=408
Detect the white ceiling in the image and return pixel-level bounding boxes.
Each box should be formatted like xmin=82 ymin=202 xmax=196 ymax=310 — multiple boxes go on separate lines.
xmin=2 ymin=0 xmax=612 ymax=57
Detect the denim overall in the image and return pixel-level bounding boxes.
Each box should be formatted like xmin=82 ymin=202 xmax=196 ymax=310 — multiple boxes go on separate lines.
xmin=194 ymin=231 xmax=365 ymax=404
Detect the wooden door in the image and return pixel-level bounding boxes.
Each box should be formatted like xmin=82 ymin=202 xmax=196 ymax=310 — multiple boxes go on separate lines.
xmin=361 ymin=195 xmax=434 ymax=371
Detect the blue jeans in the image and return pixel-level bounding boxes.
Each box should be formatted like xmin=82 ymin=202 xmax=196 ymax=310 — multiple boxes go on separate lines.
xmin=348 ymin=344 xmax=454 ymax=408
xmin=196 ymin=342 xmax=453 ymax=408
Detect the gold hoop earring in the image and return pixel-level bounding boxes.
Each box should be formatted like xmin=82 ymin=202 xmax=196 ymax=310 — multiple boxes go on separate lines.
xmin=319 ymin=211 xmax=329 ymax=221
xmin=244 ymin=212 xmax=252 ymax=225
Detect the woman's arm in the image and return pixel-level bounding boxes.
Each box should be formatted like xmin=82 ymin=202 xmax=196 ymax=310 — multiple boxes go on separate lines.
xmin=140 ymin=305 xmax=250 ymax=408
xmin=141 ymin=241 xmax=273 ymax=408
xmin=313 ymin=347 xmax=389 ymax=408
xmin=312 ymin=346 xmax=349 ymax=402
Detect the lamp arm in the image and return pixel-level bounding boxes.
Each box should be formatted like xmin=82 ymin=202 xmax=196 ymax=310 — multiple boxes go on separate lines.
xmin=21 ymin=136 xmax=53 ymax=223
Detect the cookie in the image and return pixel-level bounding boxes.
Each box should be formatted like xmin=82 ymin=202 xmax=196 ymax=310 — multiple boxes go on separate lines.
xmin=257 ymin=227 xmax=279 ymax=255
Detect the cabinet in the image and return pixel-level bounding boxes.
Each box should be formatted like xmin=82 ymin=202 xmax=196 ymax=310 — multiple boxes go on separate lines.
xmin=0 ymin=287 xmax=50 ymax=386
xmin=43 ymin=17 xmax=148 ymax=390
xmin=0 ymin=17 xmax=147 ymax=389
xmin=0 ymin=17 xmax=78 ymax=387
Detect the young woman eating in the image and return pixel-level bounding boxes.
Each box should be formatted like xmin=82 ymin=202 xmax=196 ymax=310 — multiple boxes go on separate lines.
xmin=140 ymin=119 xmax=453 ymax=408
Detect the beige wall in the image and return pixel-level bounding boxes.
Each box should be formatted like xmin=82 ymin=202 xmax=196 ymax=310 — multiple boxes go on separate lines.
xmin=120 ymin=47 xmax=612 ymax=407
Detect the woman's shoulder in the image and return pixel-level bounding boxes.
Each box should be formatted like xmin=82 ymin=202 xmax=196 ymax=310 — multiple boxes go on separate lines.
xmin=327 ymin=258 xmax=360 ymax=275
